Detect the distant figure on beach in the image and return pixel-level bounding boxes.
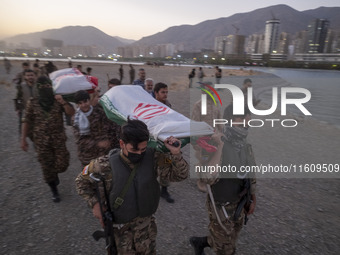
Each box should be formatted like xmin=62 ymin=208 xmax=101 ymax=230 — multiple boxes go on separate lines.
xmin=144 ymin=78 xmax=155 ymax=98
xmin=188 ymin=68 xmax=196 ymax=88
xmin=190 ymin=105 xmax=256 ymax=255
xmin=198 ymin=67 xmax=205 ymax=83
xmin=108 ymin=78 xmax=121 ymax=89
xmin=132 ymin=68 xmax=146 ymax=88
xmin=76 ymin=64 xmax=86 ymax=75
xmin=119 ymin=64 xmax=124 ymax=83
xmin=43 ymin=61 xmax=57 ymax=75
xmin=129 ymin=64 xmax=135 ymax=84
xmin=13 ymin=62 xmax=30 ymax=85
xmin=21 ymin=76 xmax=75 ymax=203
xmin=4 ymin=58 xmax=12 ymax=74
xmin=72 ymin=90 xmax=120 ymax=167
xmin=215 ymin=66 xmax=222 ymax=84
xmin=86 ymin=67 xmax=92 ymax=75
xmin=33 ymin=63 xmax=42 ymax=77
xmin=241 ymin=78 xmax=261 ymax=107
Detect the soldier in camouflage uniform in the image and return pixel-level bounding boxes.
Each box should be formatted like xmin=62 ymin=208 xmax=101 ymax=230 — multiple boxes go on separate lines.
xmin=75 ymin=118 xmax=189 ymax=254
xmin=154 ymin=82 xmax=175 ymax=203
xmin=190 ymin=107 xmax=256 ymax=255
xmin=21 ymin=76 xmax=75 ymax=202
xmin=73 ymin=90 xmax=120 ymax=166
xmin=14 ymin=68 xmax=38 ymax=137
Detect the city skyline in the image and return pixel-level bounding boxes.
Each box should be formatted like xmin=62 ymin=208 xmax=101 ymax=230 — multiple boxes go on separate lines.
xmin=1 ymin=0 xmax=339 ymax=41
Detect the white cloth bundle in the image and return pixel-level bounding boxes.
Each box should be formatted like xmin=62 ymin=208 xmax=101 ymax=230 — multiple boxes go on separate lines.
xmin=49 ymin=68 xmax=97 ymax=95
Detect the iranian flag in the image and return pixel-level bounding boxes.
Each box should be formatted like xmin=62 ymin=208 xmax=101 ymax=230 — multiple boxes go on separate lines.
xmin=100 ymin=85 xmax=214 ymax=149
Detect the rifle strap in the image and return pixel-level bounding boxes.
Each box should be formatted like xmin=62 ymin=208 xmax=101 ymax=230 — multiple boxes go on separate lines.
xmin=207 ymin=184 xmax=229 ymax=234
xmin=113 ymin=164 xmax=138 ymax=210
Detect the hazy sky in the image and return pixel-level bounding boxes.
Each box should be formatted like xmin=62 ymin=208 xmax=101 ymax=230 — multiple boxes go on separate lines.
xmin=1 ymin=0 xmax=339 ymax=40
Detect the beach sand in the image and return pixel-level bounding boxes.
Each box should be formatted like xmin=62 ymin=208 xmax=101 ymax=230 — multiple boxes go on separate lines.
xmin=0 ymin=60 xmax=339 ymax=254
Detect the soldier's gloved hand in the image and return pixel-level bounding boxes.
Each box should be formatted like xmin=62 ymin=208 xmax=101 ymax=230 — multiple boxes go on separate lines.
xmin=92 ymin=202 xmax=104 ymax=228
xmin=164 ymin=136 xmax=181 ymax=155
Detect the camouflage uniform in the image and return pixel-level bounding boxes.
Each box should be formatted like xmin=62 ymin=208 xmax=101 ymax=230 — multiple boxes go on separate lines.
xmin=205 ymin=182 xmax=256 ymax=255
xmin=24 ymin=98 xmax=70 ymax=183
xmin=199 ymin=145 xmax=256 ymax=255
xmin=159 ymin=100 xmax=172 ymax=188
xmin=73 ymin=105 xmax=120 ymax=166
xmin=16 ymin=81 xmax=38 ymax=112
xmin=75 ymin=149 xmax=188 ymax=254
xmin=191 ymin=97 xmax=221 ymax=130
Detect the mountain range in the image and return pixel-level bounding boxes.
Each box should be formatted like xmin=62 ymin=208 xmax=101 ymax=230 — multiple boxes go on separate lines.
xmin=3 ymin=4 xmax=340 ymax=53
xmin=4 ymin=26 xmax=130 ymax=53
xmin=136 ymin=4 xmax=340 ymax=51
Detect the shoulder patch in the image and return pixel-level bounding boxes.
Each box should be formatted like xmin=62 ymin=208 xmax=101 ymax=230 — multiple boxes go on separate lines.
xmin=82 ymin=165 xmax=90 ymax=175
xmin=82 ymin=161 xmax=95 ymax=176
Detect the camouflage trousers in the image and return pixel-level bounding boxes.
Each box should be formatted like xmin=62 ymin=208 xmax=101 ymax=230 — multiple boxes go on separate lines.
xmin=158 ymin=175 xmax=170 ymax=187
xmin=35 ymin=137 xmax=70 ymax=183
xmin=114 ymin=215 xmax=157 ymax=255
xmin=207 ymin=199 xmax=244 ymax=255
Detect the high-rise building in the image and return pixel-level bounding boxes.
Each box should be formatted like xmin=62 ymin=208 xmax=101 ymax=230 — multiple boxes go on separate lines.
xmin=264 ymin=19 xmax=280 ymax=54
xmin=214 ymin=35 xmax=245 ymax=56
xmin=307 ymin=19 xmax=329 ymax=53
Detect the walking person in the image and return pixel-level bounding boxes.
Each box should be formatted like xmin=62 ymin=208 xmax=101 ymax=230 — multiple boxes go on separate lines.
xmin=129 ymin=64 xmax=135 ymax=84
xmin=190 ymin=106 xmax=257 ymax=255
xmin=198 ymin=67 xmax=205 ymax=83
xmin=154 ymin=82 xmax=175 ymax=203
xmin=21 ymin=76 xmax=75 ymax=202
xmin=132 ymin=68 xmax=146 ymax=88
xmin=188 ymin=68 xmax=196 ymax=88
xmin=73 ymin=90 xmax=120 ymax=166
xmin=75 ymin=118 xmax=189 ymax=254
xmin=118 ymin=64 xmax=124 ymax=83
xmin=215 ymin=66 xmax=222 ymax=84
xmin=14 ymin=69 xmax=38 ymax=138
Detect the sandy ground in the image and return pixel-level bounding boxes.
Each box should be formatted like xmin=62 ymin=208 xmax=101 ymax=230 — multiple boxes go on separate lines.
xmin=0 ymin=60 xmax=339 ymax=255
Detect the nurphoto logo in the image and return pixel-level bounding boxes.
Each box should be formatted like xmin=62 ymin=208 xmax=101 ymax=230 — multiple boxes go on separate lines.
xmin=200 ymin=84 xmax=312 ymax=128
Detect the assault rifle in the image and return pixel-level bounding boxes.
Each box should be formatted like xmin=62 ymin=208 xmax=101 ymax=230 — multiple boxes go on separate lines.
xmin=90 ymin=173 xmax=117 ymax=255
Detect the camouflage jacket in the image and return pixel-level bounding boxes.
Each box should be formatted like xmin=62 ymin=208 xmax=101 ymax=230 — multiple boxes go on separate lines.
xmin=15 ymin=82 xmax=38 ymax=112
xmin=73 ymin=105 xmax=120 ymax=165
xmin=24 ymin=98 xmax=67 ymax=143
xmin=75 ymin=149 xmax=189 ymax=209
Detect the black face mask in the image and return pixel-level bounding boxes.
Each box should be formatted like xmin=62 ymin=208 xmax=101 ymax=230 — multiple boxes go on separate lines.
xmin=126 ymin=151 xmax=146 ymax=164
xmin=38 ymin=87 xmax=54 ymax=112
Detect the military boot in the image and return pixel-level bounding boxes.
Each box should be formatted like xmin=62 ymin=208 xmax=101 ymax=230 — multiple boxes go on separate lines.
xmin=160 ymin=186 xmax=174 ymax=203
xmin=48 ymin=181 xmax=60 ymax=203
xmin=189 ymin=236 xmax=209 ymax=255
